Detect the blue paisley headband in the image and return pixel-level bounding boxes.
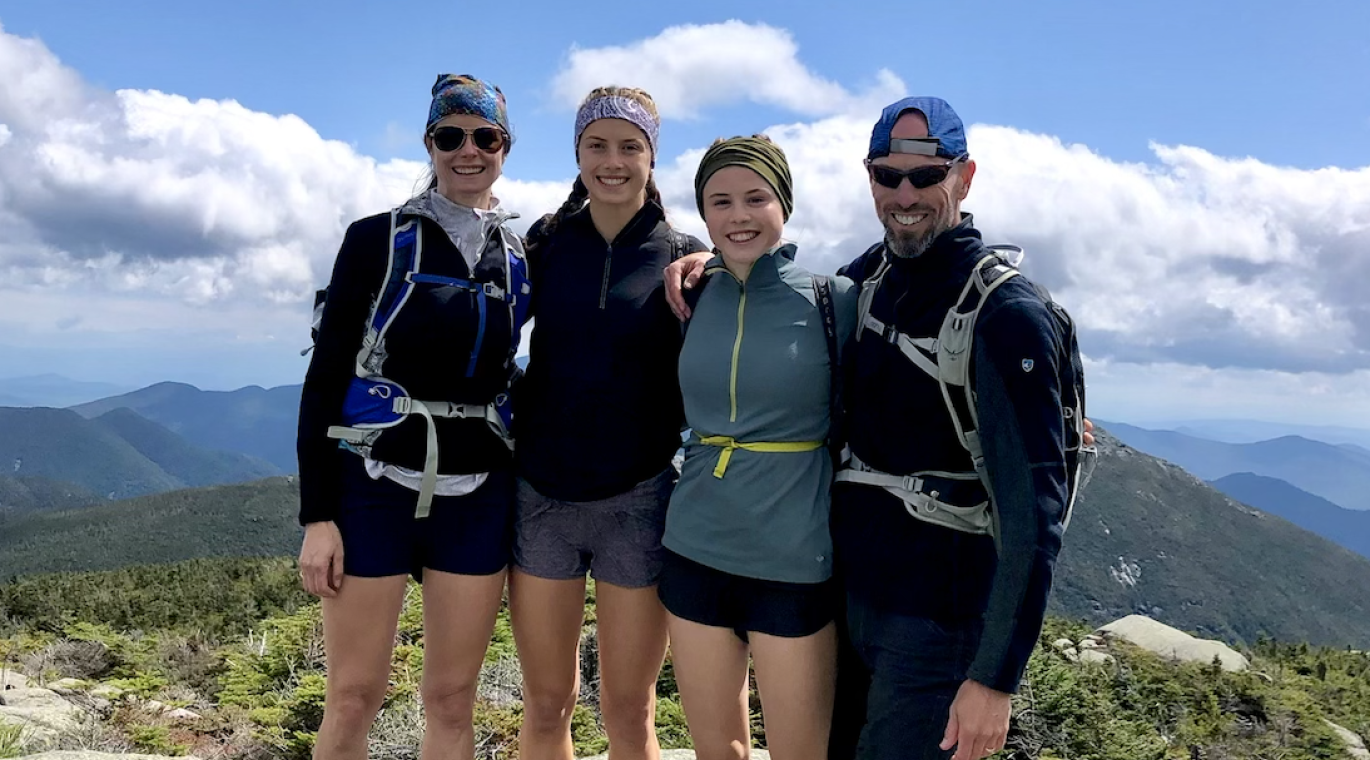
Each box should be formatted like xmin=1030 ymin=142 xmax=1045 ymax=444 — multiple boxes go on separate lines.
xmin=427 ymin=74 xmax=510 ymax=138
xmin=574 ymin=95 xmax=660 ymax=162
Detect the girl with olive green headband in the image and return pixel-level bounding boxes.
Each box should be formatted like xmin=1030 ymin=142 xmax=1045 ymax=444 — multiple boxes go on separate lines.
xmin=658 ymin=135 xmax=859 ymax=760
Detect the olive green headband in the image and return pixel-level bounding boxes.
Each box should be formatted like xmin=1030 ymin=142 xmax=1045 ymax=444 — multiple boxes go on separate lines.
xmin=693 ymin=136 xmax=793 ymax=221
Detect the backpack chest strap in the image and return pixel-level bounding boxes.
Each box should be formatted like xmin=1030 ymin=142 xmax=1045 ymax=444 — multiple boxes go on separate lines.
xmin=860 ymin=312 xmax=940 ymax=378
xmin=406 ymin=272 xmax=511 ymax=301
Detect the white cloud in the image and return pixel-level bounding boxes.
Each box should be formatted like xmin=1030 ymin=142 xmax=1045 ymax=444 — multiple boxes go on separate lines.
xmin=1083 ymin=359 xmax=1370 ymax=429
xmin=0 ymin=26 xmax=568 ymax=304
xmin=3 ymin=21 xmax=1369 ymax=420
xmin=655 ymin=115 xmax=1370 ymax=375
xmin=549 ymin=21 xmax=906 ymax=119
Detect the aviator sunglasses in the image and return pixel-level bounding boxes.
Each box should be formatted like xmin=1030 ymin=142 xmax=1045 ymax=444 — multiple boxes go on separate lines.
xmin=428 ymin=126 xmax=507 ymax=154
xmin=866 ymin=157 xmax=966 ymax=190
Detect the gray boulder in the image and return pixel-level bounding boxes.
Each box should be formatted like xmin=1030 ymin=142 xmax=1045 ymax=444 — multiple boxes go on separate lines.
xmin=87 ymin=684 xmax=124 ymax=701
xmin=1 ymin=670 xmax=33 ymax=690
xmin=1326 ymin=721 xmax=1370 ymax=760
xmin=1097 ymin=615 xmax=1249 ymax=672
xmin=0 ymin=687 xmax=82 ymax=742
xmin=1078 ymin=650 xmax=1116 ymax=666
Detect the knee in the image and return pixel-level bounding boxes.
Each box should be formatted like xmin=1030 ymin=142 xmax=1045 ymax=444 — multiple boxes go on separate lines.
xmin=326 ymin=679 xmax=388 ymax=725
xmin=520 ymin=681 xmax=578 ymax=733
xmin=599 ymin=688 xmax=654 ymax=738
xmin=421 ymin=680 xmax=478 ymax=731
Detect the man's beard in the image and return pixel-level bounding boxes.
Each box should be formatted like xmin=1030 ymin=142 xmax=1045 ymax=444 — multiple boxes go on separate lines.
xmin=882 ymin=207 xmax=957 ymax=258
xmin=884 ymin=226 xmax=937 ymax=259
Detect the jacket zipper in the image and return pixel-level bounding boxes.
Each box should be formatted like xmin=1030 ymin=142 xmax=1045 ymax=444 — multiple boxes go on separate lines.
xmin=729 ymin=283 xmax=747 ymax=422
xmin=598 ymin=242 xmax=613 ymax=309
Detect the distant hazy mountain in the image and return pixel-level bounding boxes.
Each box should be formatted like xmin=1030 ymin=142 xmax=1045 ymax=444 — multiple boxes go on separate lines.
xmin=0 ymin=374 xmax=134 ymax=408
xmin=0 ymin=406 xmax=281 ymax=500
xmin=1100 ymin=421 xmax=1370 ymax=511
xmin=72 ymin=382 xmax=302 ymax=472
xmin=93 ymin=407 xmax=281 ymax=488
xmin=1210 ymin=473 xmax=1370 ymax=562
xmin=1164 ymin=418 xmax=1370 ymax=451
xmin=1052 ymin=428 xmax=1370 ymax=647
xmin=0 ymin=475 xmax=102 ymax=516
xmin=0 ymin=477 xmax=301 ymax=578
xmin=1342 ymin=443 xmax=1370 ymax=458
xmin=5 ymin=425 xmax=1370 ymax=648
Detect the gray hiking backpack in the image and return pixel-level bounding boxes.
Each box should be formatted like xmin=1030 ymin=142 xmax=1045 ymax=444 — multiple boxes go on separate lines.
xmin=835 ymin=244 xmax=1096 ymax=545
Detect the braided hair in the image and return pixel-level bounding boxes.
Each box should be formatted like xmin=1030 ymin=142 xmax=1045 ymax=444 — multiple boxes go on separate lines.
xmin=526 ymin=86 xmax=666 ymax=256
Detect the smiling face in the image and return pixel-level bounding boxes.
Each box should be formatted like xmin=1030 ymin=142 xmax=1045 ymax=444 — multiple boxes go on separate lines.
xmin=576 ymin=118 xmax=652 ymax=210
xmin=425 ymin=113 xmax=505 ymax=209
xmin=868 ymin=111 xmax=976 ymax=258
xmin=702 ymin=165 xmax=786 ymax=276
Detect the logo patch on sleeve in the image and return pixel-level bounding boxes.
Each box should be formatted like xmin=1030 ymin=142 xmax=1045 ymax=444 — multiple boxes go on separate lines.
xmin=1022 ymin=358 xmax=1035 ymax=372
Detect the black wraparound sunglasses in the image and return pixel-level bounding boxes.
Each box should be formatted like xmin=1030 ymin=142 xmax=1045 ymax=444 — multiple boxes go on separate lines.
xmin=428 ymin=126 xmax=507 ymax=154
xmin=866 ymin=156 xmax=966 ymax=190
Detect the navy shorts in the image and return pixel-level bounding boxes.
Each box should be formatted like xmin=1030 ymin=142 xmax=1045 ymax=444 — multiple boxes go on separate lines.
xmin=658 ymin=550 xmax=837 ymax=640
xmin=336 ymin=455 xmax=513 ymax=579
xmin=513 ymin=468 xmax=675 ymax=589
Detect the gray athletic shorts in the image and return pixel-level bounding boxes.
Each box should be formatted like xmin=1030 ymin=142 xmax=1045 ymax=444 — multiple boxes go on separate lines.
xmin=513 ymin=468 xmax=676 ymax=589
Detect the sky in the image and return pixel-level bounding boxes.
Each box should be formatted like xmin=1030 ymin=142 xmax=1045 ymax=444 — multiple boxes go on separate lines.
xmin=0 ymin=0 xmax=1368 ymax=427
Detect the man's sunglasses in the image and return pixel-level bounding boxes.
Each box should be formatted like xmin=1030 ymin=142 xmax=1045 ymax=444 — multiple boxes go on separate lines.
xmin=866 ymin=157 xmax=965 ymax=190
xmin=428 ymin=126 xmax=507 ymax=154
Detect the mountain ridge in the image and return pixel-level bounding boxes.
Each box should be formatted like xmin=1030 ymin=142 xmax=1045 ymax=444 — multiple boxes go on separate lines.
xmin=1209 ymin=472 xmax=1370 ymax=561
xmin=1100 ymin=420 xmax=1370 ymax=511
xmin=0 ymin=406 xmax=283 ymax=500
xmin=2 ymin=426 xmax=1369 ymax=649
xmin=71 ymin=382 xmax=302 ymax=473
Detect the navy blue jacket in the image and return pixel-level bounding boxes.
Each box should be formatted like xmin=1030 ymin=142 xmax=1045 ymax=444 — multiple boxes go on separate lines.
xmin=832 ymin=215 xmax=1071 ymax=693
xmin=515 ymin=201 xmax=706 ymax=501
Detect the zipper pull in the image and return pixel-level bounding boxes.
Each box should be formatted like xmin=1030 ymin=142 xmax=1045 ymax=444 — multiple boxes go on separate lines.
xmin=599 ymin=242 xmax=613 ymax=309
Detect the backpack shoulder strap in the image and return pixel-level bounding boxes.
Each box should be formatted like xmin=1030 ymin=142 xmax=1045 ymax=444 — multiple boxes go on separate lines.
xmin=677 ymin=237 xmax=713 ymax=338
xmin=679 ymin=275 xmax=706 ymax=338
xmin=936 ymin=253 xmax=1021 ymax=489
xmin=853 ymin=243 xmax=892 ymax=344
xmin=812 ymin=274 xmax=839 ymax=375
xmin=1040 ymin=286 xmax=1094 ymax=531
xmin=667 ymin=229 xmax=691 ymax=262
xmin=355 ymin=209 xmax=422 ymax=376
xmin=812 ymin=275 xmax=845 ymax=463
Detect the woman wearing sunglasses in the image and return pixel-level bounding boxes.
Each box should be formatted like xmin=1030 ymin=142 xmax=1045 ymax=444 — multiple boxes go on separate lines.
xmin=296 ymin=73 xmax=528 ymax=760
xmin=658 ymin=135 xmax=857 ymax=760
xmin=508 ymin=86 xmax=712 ymax=760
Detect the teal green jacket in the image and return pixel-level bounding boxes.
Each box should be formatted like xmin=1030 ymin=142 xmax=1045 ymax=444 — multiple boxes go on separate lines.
xmin=664 ymin=244 xmax=858 ymax=583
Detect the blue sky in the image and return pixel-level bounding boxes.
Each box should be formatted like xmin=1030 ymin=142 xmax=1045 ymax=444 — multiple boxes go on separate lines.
xmin=6 ymin=0 xmax=1367 ymax=173
xmin=0 ymin=1 xmax=1368 ymax=426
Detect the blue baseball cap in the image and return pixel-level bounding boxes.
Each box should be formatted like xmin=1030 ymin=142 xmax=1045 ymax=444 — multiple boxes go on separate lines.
xmin=867 ymin=96 xmax=968 ymax=161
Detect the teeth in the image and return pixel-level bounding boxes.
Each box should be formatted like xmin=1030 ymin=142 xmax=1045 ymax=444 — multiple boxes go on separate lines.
xmin=599 ymin=177 xmax=628 ymax=186
xmin=893 ymin=213 xmax=927 ymax=226
xmin=454 ymin=167 xmax=483 ymax=175
xmin=727 ymin=231 xmax=759 ymax=243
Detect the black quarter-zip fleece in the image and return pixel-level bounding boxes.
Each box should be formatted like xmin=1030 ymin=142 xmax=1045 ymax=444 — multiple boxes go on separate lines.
xmin=515 ymin=201 xmax=707 ymax=501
